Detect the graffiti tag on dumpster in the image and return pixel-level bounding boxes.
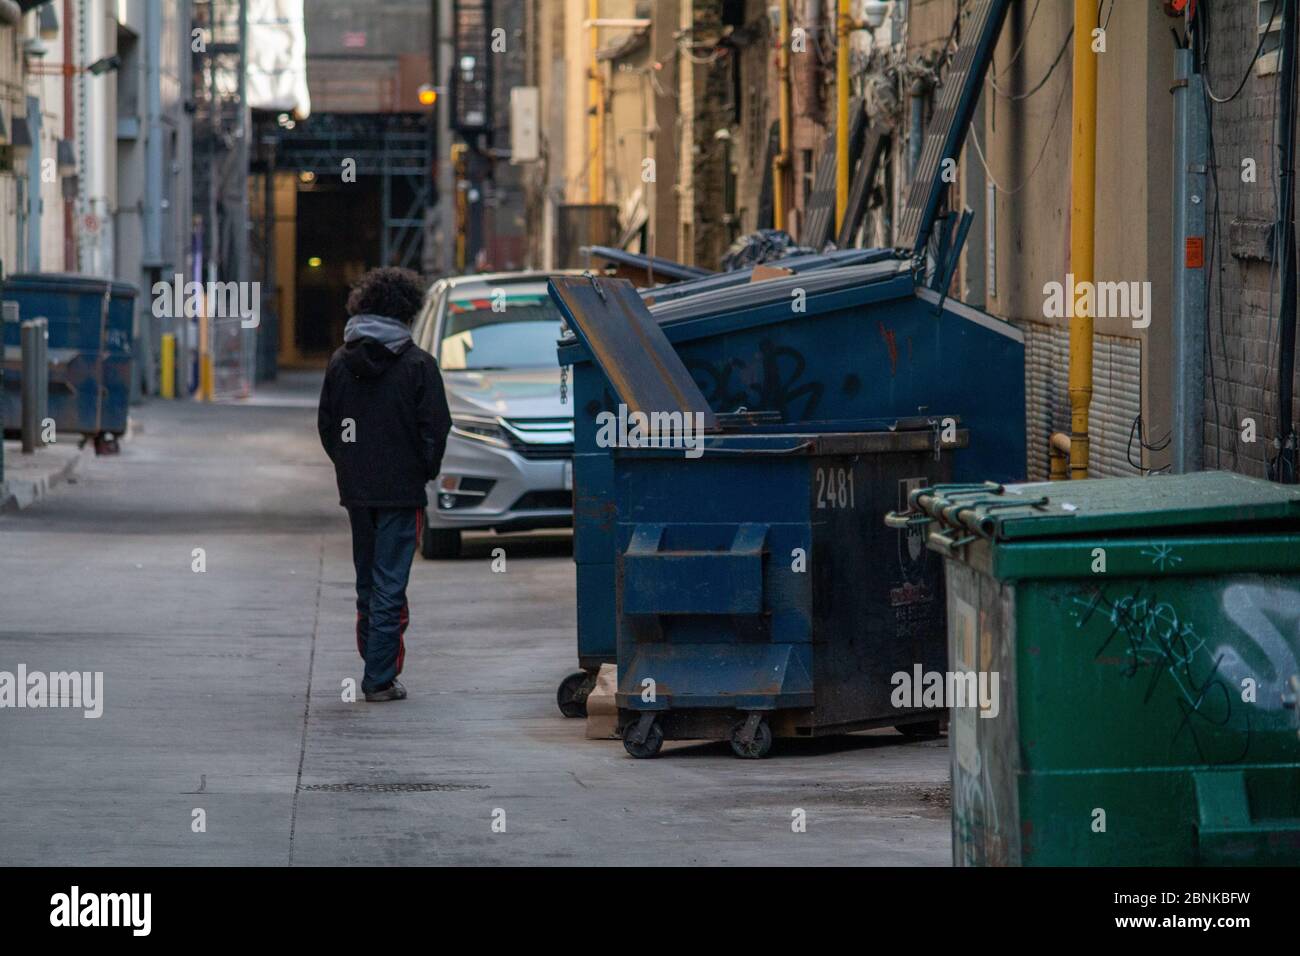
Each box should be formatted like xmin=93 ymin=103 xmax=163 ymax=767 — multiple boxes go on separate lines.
xmin=685 ymin=339 xmax=823 ymax=420
xmin=1074 ymin=585 xmax=1252 ymax=764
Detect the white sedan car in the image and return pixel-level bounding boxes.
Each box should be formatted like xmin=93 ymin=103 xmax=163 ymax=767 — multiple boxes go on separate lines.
xmin=409 ymin=272 xmax=576 ymax=558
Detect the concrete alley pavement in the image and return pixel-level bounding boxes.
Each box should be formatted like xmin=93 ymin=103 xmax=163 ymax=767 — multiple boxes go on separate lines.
xmin=0 ymin=373 xmax=950 ymax=866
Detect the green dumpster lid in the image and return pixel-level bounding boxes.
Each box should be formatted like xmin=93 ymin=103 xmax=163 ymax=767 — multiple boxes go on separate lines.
xmin=950 ymin=471 xmax=1300 ymax=541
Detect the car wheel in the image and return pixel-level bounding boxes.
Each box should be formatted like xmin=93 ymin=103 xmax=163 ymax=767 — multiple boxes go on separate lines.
xmin=421 ymin=524 xmax=461 ymax=559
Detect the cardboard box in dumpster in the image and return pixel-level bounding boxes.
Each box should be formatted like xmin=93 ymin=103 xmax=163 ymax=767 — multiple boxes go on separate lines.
xmin=585 ymin=663 xmax=619 ymax=739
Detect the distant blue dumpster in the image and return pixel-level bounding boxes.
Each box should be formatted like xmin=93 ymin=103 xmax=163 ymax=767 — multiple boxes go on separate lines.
xmin=2 ymin=274 xmax=136 ymax=452
xmin=551 ymin=275 xmax=965 ymax=756
xmin=550 ymin=260 xmax=1026 ymax=717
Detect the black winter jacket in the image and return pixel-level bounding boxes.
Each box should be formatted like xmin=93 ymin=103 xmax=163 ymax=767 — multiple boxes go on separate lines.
xmin=318 ymin=314 xmax=452 ymax=508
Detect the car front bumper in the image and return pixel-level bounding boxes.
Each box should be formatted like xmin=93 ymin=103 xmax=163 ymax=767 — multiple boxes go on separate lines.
xmin=426 ymin=432 xmax=572 ymax=533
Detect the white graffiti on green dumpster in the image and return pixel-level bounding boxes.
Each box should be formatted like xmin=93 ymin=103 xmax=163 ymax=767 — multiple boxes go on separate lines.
xmin=1075 ymin=585 xmax=1253 ymax=764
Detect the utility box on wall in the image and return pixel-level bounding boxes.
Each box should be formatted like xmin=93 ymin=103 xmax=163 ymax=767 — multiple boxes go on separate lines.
xmin=509 ymin=87 xmax=540 ymax=164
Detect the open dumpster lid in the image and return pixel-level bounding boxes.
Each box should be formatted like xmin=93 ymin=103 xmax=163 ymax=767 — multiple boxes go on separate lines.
xmin=549 ymin=275 xmax=719 ymax=429
xmin=923 ymin=471 xmax=1300 ymax=542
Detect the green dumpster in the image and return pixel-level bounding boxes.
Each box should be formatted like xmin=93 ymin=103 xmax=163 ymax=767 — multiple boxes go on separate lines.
xmin=888 ymin=471 xmax=1300 ymax=866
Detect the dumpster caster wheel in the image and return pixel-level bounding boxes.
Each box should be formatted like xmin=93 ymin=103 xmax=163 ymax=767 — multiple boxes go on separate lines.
xmin=622 ymin=715 xmax=663 ymax=759
xmin=897 ymin=720 xmax=943 ymax=738
xmin=730 ymin=715 xmax=772 ymax=759
xmin=557 ymin=670 xmax=596 ymax=718
xmin=94 ymin=433 xmax=120 ymax=455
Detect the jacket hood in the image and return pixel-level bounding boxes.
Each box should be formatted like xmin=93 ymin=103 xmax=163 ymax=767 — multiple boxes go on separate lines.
xmin=341 ymin=313 xmax=413 ymax=379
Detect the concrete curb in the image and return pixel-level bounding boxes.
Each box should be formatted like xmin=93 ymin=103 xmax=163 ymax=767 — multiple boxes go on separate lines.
xmin=0 ymin=443 xmax=92 ymax=513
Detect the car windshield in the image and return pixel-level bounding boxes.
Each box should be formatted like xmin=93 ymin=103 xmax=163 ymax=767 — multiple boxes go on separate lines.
xmin=438 ymin=288 xmax=563 ymax=370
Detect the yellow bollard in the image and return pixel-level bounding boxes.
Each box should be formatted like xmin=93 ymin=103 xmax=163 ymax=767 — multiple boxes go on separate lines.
xmin=160 ymin=333 xmax=176 ymax=399
xmin=200 ymin=354 xmax=214 ymax=402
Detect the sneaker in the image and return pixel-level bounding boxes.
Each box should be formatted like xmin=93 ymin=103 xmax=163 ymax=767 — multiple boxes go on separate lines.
xmin=364 ymin=678 xmax=407 ymax=703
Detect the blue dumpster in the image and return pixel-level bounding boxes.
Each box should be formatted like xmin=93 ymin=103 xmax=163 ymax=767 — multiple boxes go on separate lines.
xmin=614 ymin=427 xmax=966 ymax=757
xmin=550 ymin=0 xmax=1021 ymax=717
xmin=551 ymin=275 xmax=965 ymax=756
xmin=2 ymin=274 xmax=136 ymax=451
xmin=551 ymin=260 xmax=1026 ymax=717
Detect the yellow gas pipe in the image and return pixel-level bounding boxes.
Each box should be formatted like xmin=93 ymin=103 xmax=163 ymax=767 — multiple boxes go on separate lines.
xmin=774 ymin=0 xmax=792 ymax=232
xmin=1067 ymin=0 xmax=1097 ymax=480
xmin=588 ymin=0 xmax=605 ymax=204
xmin=1049 ymin=432 xmax=1072 ymax=481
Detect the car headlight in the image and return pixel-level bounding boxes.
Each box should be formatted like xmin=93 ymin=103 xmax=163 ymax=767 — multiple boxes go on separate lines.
xmin=451 ymin=414 xmax=510 ymax=447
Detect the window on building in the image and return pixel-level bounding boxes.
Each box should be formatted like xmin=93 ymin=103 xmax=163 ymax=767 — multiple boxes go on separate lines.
xmin=1257 ymin=0 xmax=1283 ymax=76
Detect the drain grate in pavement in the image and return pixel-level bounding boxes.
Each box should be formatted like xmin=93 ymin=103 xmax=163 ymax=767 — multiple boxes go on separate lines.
xmin=299 ymin=782 xmax=489 ymax=793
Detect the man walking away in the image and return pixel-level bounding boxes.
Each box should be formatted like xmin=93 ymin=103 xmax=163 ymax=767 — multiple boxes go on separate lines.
xmin=318 ymin=267 xmax=451 ymax=702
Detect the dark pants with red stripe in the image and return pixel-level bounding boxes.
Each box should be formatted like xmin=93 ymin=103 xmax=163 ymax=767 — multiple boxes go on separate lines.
xmin=347 ymin=506 xmax=422 ymax=693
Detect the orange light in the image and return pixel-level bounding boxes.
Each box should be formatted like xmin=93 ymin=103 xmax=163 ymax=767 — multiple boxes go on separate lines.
xmin=418 ymin=85 xmax=438 ymax=107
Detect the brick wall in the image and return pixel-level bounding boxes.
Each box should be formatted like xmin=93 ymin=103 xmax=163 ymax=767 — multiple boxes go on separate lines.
xmin=1200 ymin=0 xmax=1299 ymax=476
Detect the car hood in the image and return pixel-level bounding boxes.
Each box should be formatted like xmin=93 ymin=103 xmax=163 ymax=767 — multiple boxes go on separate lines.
xmin=443 ymin=368 xmax=570 ymax=420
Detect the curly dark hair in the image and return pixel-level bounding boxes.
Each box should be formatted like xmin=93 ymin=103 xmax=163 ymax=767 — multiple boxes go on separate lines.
xmin=346 ymin=267 xmax=427 ymax=324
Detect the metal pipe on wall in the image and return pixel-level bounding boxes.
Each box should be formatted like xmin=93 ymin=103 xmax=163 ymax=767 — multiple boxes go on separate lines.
xmin=63 ymin=0 xmax=75 ymax=271
xmin=1170 ymin=47 xmax=1206 ymax=475
xmin=835 ymin=0 xmax=850 ymax=233
xmin=136 ymin=0 xmax=167 ymax=402
xmin=237 ymin=0 xmax=252 ymax=391
xmin=144 ymin=0 xmax=164 ymax=268
xmin=1275 ymin=0 xmax=1298 ymax=482
xmin=236 ymin=0 xmax=250 ymax=284
xmin=202 ymin=0 xmax=220 ymax=402
xmin=24 ymin=96 xmax=42 ymax=271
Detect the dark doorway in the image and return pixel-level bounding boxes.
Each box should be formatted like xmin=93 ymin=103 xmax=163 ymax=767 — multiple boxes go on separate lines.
xmin=294 ymin=176 xmax=382 ymax=359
